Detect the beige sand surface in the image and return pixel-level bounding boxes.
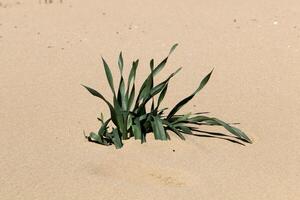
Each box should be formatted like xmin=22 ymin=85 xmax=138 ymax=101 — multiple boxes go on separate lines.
xmin=1 ymin=0 xmax=300 ymax=199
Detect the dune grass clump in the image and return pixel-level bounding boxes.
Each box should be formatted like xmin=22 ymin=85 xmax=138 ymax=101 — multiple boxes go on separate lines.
xmin=82 ymin=44 xmax=252 ymax=148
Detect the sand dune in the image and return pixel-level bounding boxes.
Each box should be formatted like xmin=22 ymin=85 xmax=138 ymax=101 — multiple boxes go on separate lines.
xmin=0 ymin=0 xmax=299 ymax=199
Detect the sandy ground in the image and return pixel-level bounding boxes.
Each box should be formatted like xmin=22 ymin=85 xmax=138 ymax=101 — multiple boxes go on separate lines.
xmin=1 ymin=0 xmax=300 ymax=199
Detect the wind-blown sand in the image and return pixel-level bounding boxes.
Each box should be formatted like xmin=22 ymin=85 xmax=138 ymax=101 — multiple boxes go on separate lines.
xmin=0 ymin=0 xmax=299 ymax=199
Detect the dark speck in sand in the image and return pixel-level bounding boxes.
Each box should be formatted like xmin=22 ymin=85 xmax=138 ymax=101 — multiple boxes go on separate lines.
xmin=172 ymin=149 xmax=175 ymax=152
xmin=102 ymin=12 xmax=106 ymax=16
xmin=116 ymin=31 xmax=119 ymax=34
xmin=233 ymin=19 xmax=237 ymax=23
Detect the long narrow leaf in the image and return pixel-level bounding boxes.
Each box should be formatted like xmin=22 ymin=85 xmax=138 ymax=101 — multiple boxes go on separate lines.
xmin=111 ymin=128 xmax=123 ymax=149
xmin=204 ymin=117 xmax=252 ymax=143
xmin=127 ymin=60 xmax=139 ymax=95
xmin=168 ymin=43 xmax=178 ymax=55
xmin=102 ymin=57 xmax=116 ymax=96
xmin=163 ymin=120 xmax=185 ymax=140
xmin=81 ymin=85 xmax=118 ymax=125
xmin=151 ymin=116 xmax=167 ymax=140
xmin=167 ymin=69 xmax=213 ymax=119
xmin=118 ymin=52 xmax=124 ymax=74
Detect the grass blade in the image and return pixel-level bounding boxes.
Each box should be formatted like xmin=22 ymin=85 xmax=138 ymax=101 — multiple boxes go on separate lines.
xmin=204 ymin=117 xmax=252 ymax=143
xmin=156 ymin=83 xmax=168 ymax=109
xmin=111 ymin=128 xmax=123 ymax=149
xmin=168 ymin=43 xmax=178 ymax=56
xmin=118 ymin=52 xmax=124 ymax=74
xmin=132 ymin=118 xmax=142 ymax=140
xmin=167 ymin=69 xmax=213 ymax=119
xmin=81 ymin=84 xmax=119 ymax=125
xmin=102 ymin=57 xmax=116 ymax=96
xmin=128 ymin=84 xmax=135 ymax=110
xmin=163 ymin=120 xmax=185 ymax=140
xmin=151 ymin=116 xmax=167 ymax=140
xmin=127 ymin=60 xmax=139 ymax=94
xmin=117 ymin=77 xmax=127 ymax=110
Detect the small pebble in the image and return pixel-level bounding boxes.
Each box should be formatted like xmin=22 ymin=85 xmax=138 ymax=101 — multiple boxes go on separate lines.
xmin=172 ymin=149 xmax=175 ymax=152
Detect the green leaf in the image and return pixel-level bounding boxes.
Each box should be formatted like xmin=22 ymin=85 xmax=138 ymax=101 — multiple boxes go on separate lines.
xmin=168 ymin=43 xmax=178 ymax=56
xmin=128 ymin=84 xmax=135 ymax=110
xmin=171 ymin=113 xmax=192 ymax=124
xmin=167 ymin=69 xmax=213 ymax=119
xmin=102 ymin=57 xmax=116 ymax=96
xmin=204 ymin=117 xmax=252 ymax=143
xmin=98 ymin=118 xmax=111 ymax=137
xmin=152 ymin=57 xmax=168 ymax=76
xmin=151 ymin=116 xmax=167 ymax=140
xmin=157 ymin=83 xmax=168 ymax=108
xmin=176 ymin=125 xmax=192 ymax=134
xmin=135 ymin=47 xmax=176 ymax=108
xmin=127 ymin=114 xmax=133 ymax=131
xmin=135 ymin=68 xmax=182 ymax=114
xmin=150 ymin=59 xmax=154 ymax=71
xmin=163 ymin=120 xmax=185 ymax=140
xmin=111 ymin=128 xmax=123 ymax=149
xmin=87 ymin=132 xmax=111 ymax=146
xmin=132 ymin=118 xmax=142 ymax=140
xmin=117 ymin=76 xmax=127 ymax=110
xmin=127 ymin=60 xmax=139 ymax=94
xmin=150 ymin=68 xmax=181 ymax=97
xmin=118 ymin=52 xmax=124 ymax=74
xmin=88 ymin=132 xmax=102 ymax=142
xmin=81 ymin=84 xmax=118 ymax=125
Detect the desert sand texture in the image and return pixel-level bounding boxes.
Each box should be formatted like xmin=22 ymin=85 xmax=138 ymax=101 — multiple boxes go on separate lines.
xmin=0 ymin=0 xmax=299 ymax=199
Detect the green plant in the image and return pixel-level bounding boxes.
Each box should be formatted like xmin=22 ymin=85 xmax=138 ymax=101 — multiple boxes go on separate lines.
xmin=82 ymin=44 xmax=252 ymax=149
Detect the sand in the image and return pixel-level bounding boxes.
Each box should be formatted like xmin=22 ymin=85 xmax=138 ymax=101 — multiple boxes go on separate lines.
xmin=0 ymin=0 xmax=299 ymax=199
